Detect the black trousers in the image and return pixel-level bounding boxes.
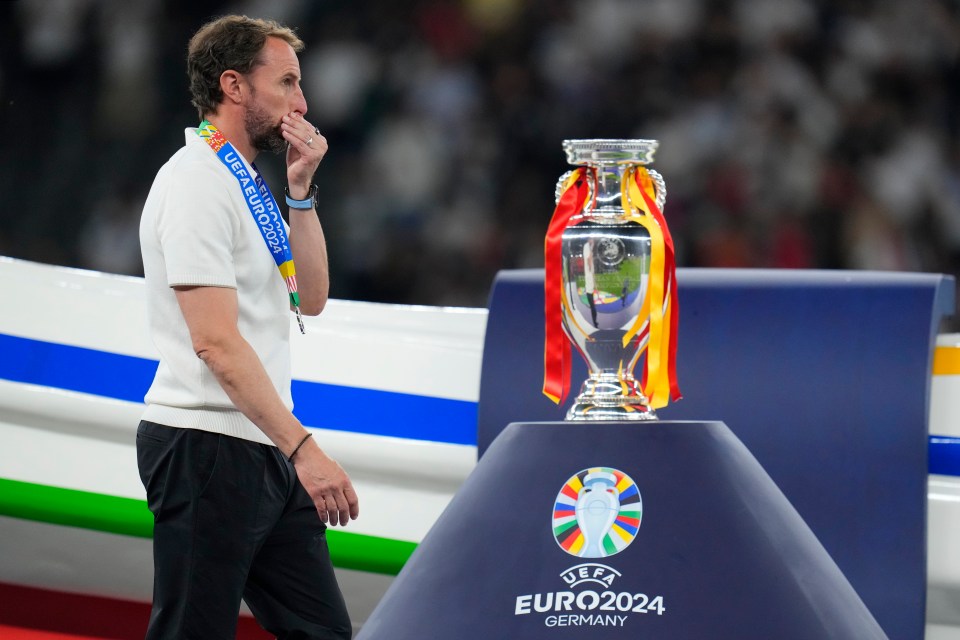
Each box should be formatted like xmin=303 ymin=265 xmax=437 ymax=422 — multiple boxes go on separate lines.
xmin=136 ymin=421 xmax=352 ymax=640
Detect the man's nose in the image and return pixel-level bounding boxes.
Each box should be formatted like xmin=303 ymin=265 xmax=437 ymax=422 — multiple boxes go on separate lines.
xmin=292 ymin=86 xmax=308 ymax=116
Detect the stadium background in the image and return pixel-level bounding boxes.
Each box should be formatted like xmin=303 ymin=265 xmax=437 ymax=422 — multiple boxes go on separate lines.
xmin=1 ymin=0 xmax=958 ymax=325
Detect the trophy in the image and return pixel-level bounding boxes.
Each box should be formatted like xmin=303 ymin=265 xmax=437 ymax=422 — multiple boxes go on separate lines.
xmin=543 ymin=139 xmax=680 ymax=420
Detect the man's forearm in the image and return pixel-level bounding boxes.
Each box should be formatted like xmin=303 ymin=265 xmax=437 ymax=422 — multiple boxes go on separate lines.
xmin=197 ymin=331 xmax=308 ymax=456
xmin=189 ymin=299 xmax=357 ymax=525
xmin=289 ymin=209 xmax=329 ymax=315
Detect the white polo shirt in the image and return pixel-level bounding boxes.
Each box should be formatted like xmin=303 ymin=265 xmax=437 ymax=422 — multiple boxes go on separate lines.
xmin=138 ymin=128 xmax=292 ymax=445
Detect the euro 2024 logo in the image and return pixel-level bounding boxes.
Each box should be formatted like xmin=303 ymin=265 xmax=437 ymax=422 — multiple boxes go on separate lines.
xmin=512 ymin=467 xmax=664 ymax=628
xmin=553 ymin=467 xmax=641 ymax=557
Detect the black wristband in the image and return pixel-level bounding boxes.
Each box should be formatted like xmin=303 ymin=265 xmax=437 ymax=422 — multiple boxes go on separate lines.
xmin=288 ymin=432 xmax=313 ymax=462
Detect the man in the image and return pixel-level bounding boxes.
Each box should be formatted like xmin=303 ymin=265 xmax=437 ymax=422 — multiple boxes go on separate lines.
xmin=137 ymin=15 xmax=358 ymax=639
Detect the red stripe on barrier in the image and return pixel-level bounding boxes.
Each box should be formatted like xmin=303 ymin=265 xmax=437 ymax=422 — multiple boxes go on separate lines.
xmin=0 ymin=624 xmax=109 ymax=640
xmin=0 ymin=583 xmax=271 ymax=640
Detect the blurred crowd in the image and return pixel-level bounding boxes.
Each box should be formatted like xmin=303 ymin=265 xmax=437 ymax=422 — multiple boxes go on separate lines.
xmin=1 ymin=0 xmax=959 ymax=315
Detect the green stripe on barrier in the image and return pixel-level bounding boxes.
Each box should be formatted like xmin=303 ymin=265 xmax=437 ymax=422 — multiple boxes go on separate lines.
xmin=0 ymin=477 xmax=154 ymax=538
xmin=0 ymin=477 xmax=415 ymax=575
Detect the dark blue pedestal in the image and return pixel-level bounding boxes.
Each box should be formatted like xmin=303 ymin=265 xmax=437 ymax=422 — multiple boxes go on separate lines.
xmin=358 ymin=421 xmax=887 ymax=640
xmin=475 ymin=268 xmax=955 ymax=638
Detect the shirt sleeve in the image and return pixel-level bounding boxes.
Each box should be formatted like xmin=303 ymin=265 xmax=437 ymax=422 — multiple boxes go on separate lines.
xmin=157 ymin=160 xmax=239 ymax=289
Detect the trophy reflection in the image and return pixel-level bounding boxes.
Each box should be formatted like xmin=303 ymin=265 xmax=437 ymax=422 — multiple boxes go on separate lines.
xmin=563 ymin=223 xmax=655 ymax=419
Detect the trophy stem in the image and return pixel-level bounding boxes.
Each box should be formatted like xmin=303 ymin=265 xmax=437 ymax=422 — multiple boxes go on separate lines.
xmin=566 ymin=372 xmax=658 ymax=421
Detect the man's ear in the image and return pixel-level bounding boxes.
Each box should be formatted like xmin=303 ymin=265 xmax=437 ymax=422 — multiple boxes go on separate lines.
xmin=220 ymin=70 xmax=244 ymax=105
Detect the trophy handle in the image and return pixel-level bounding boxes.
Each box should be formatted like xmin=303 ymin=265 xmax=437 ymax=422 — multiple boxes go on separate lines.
xmin=648 ymin=169 xmax=667 ymax=212
xmin=555 ymin=170 xmax=575 ymax=205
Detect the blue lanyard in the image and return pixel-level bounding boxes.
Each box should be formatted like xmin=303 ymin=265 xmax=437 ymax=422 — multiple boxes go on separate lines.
xmin=196 ymin=120 xmax=304 ymax=333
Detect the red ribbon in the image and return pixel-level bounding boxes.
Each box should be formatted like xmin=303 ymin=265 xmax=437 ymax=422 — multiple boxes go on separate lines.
xmin=543 ymin=168 xmax=592 ymax=404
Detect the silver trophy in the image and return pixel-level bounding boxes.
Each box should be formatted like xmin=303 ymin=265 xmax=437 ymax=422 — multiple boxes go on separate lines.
xmin=556 ymin=139 xmax=669 ymax=420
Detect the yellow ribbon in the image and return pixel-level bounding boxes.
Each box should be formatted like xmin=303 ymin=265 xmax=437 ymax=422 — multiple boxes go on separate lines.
xmin=620 ymin=167 xmax=671 ymax=408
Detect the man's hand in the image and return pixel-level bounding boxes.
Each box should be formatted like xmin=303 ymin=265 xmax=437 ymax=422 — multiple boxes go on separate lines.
xmin=281 ymin=112 xmax=326 ymax=198
xmin=292 ymin=439 xmax=359 ymax=527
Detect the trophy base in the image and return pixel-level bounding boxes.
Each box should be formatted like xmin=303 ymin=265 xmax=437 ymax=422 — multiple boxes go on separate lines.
xmin=565 ymin=401 xmax=658 ymax=421
xmin=565 ymin=375 xmax=658 ymax=421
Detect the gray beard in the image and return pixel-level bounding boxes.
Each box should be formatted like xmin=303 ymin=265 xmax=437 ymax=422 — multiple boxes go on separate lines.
xmin=245 ymin=103 xmax=286 ymax=155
